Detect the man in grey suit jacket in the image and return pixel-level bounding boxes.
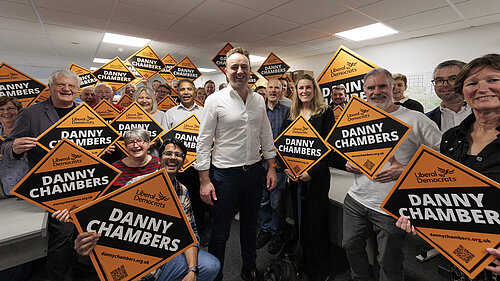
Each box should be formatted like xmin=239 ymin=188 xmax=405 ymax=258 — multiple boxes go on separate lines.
xmin=2 ymin=69 xmax=82 ymax=280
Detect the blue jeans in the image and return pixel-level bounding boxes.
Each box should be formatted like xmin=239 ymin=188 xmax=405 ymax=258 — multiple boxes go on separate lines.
xmin=209 ymin=165 xmax=265 ymax=281
xmin=342 ymin=194 xmax=406 ymax=281
xmin=260 ymin=171 xmax=286 ymax=235
xmin=152 ymin=250 xmax=220 ymax=281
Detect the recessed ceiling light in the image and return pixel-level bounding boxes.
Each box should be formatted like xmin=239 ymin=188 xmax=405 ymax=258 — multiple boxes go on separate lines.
xmin=93 ymin=58 xmax=111 ymax=64
xmin=335 ymin=23 xmax=398 ymax=41
xmin=249 ymin=55 xmax=266 ymax=63
xmin=198 ymin=68 xmax=217 ymax=73
xmin=102 ymin=32 xmax=151 ymax=47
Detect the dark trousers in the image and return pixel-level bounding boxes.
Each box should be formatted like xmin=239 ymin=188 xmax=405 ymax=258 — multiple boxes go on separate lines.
xmin=208 ymin=165 xmax=265 ymax=281
xmin=177 ymin=166 xmax=209 ymax=230
xmin=47 ymin=217 xmax=76 ymax=280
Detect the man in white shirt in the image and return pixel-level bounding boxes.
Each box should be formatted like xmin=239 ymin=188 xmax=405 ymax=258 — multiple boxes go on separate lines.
xmin=343 ymin=68 xmax=442 ymax=281
xmin=425 ymin=60 xmax=472 ymax=132
xmin=195 ymin=47 xmax=277 ymax=281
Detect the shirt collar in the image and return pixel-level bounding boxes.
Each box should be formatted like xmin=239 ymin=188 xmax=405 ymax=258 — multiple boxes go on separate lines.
xmin=178 ymin=102 xmax=199 ymax=111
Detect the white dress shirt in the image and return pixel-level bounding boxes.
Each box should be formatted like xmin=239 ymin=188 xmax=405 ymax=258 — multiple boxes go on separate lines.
xmin=165 ymin=103 xmax=205 ymax=130
xmin=195 ymin=85 xmax=276 ymax=170
xmin=440 ymin=103 xmax=472 ymax=132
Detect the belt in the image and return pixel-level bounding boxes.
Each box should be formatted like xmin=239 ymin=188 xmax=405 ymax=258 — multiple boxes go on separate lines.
xmin=228 ymin=162 xmax=259 ymax=172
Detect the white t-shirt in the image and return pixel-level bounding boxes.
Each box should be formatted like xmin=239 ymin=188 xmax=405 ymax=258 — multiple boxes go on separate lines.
xmin=348 ymin=107 xmax=442 ymax=214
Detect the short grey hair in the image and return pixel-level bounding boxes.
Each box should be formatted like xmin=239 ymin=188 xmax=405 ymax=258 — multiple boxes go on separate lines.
xmin=81 ymin=86 xmax=94 ymax=94
xmin=48 ymin=69 xmax=82 ymax=88
xmin=123 ymin=127 xmax=150 ymax=143
xmin=133 ymin=86 xmax=158 ymax=114
xmin=94 ymin=83 xmax=113 ymax=92
xmin=433 ymin=60 xmax=466 ymax=76
xmin=363 ymin=68 xmax=395 ymax=89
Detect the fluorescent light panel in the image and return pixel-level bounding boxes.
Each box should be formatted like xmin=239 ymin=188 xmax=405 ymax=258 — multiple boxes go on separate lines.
xmin=335 ymin=23 xmax=397 ymax=41
xmin=93 ymin=58 xmax=111 ymax=64
xmin=198 ymin=68 xmax=217 ymax=73
xmin=102 ymin=32 xmax=151 ymax=47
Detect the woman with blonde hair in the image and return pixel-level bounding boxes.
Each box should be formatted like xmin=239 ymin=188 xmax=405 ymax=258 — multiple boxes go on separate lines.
xmin=280 ymin=73 xmax=334 ymax=281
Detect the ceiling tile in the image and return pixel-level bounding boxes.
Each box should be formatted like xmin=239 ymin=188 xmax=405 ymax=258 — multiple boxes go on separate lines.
xmin=358 ymin=0 xmax=447 ymax=22
xmin=272 ymin=26 xmax=330 ymax=44
xmin=120 ymin=0 xmax=204 ymax=16
xmin=107 ymin=21 xmax=164 ymax=40
xmin=221 ymin=0 xmax=290 ymax=12
xmin=187 ymin=0 xmax=261 ymax=26
xmin=0 ymin=17 xmax=45 ymax=34
xmin=405 ymin=21 xmax=470 ymax=38
xmin=210 ymin=28 xmax=267 ymax=43
xmin=167 ymin=17 xmax=228 ymax=37
xmin=272 ymin=44 xmax=318 ymax=60
xmin=36 ymin=7 xmax=108 ymax=31
xmin=112 ymin=2 xmax=181 ymax=30
xmin=467 ymin=13 xmax=500 ymax=26
xmin=306 ymin=10 xmax=376 ymax=34
xmin=267 ymin=0 xmax=350 ymax=25
xmin=385 ymin=6 xmax=464 ymax=32
xmin=455 ymin=0 xmax=500 ymax=19
xmin=0 ymin=1 xmax=37 ymax=21
xmin=235 ymin=13 xmax=300 ymax=36
xmin=32 ymin=0 xmax=115 ymax=19
xmin=301 ymin=36 xmax=344 ymax=50
xmin=45 ymin=25 xmax=101 ymax=59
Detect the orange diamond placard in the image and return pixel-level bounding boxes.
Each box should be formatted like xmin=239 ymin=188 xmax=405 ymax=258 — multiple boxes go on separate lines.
xmin=69 ymin=63 xmax=98 ymax=91
xmin=160 ymin=114 xmax=201 ymax=170
xmin=274 ymin=115 xmax=331 ymax=178
xmin=36 ymin=103 xmax=121 ymax=156
xmin=212 ymin=42 xmax=233 ymax=73
xmin=317 ymin=45 xmax=378 ymax=100
xmin=332 ymin=105 xmax=343 ymax=121
xmin=158 ymin=54 xmax=177 ymax=82
xmin=71 ymin=169 xmax=197 ymax=281
xmin=170 ymin=57 xmax=201 ymax=81
xmin=10 ymin=139 xmax=121 ymax=213
xmin=109 ymin=102 xmax=164 ymax=154
xmin=117 ymin=94 xmax=133 ymax=108
xmin=157 ymin=95 xmax=178 ymax=112
xmin=126 ymin=45 xmax=165 ymax=79
xmin=92 ymin=57 xmax=136 ymax=92
xmin=381 ymin=145 xmax=500 ymax=279
xmin=256 ymin=53 xmax=290 ymax=80
xmin=0 ymin=62 xmax=47 ymax=107
xmin=94 ymin=99 xmax=121 ymax=123
xmin=326 ymin=96 xmax=411 ymax=179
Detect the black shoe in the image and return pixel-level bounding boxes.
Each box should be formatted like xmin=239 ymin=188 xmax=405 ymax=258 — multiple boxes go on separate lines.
xmin=268 ymin=235 xmax=284 ymax=254
xmin=256 ymin=231 xmax=271 ymax=249
xmin=241 ymin=266 xmax=262 ymax=281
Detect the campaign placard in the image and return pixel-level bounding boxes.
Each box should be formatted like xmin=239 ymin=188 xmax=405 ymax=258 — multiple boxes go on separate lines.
xmin=256 ymin=53 xmax=290 ymax=80
xmin=126 ymin=45 xmax=165 ymax=79
xmin=212 ymin=42 xmax=233 ymax=73
xmin=248 ymin=71 xmax=259 ymax=87
xmin=10 ymin=139 xmax=121 ymax=213
xmin=69 ymin=63 xmax=98 ymax=91
xmin=94 ymin=99 xmax=121 ymax=123
xmin=117 ymin=94 xmax=133 ymax=108
xmin=160 ymin=114 xmax=201 ymax=170
xmin=317 ymin=45 xmax=378 ymax=100
xmin=158 ymin=54 xmax=177 ymax=82
xmin=124 ymin=60 xmax=143 ymax=86
xmin=380 ymin=145 xmax=500 ymax=279
xmin=0 ymin=62 xmax=47 ymax=107
xmin=34 ymin=87 xmax=50 ymax=103
xmin=170 ymin=57 xmax=202 ymax=81
xmin=109 ymin=102 xmax=164 ymax=154
xmin=37 ymin=103 xmax=121 ymax=156
xmin=274 ymin=115 xmax=331 ymax=178
xmin=193 ymin=98 xmax=204 ymax=107
xmin=157 ymin=95 xmax=178 ymax=112
xmin=332 ymin=105 xmax=343 ymax=121
xmin=92 ymin=57 xmax=136 ymax=92
xmin=71 ymin=169 xmax=197 ymax=281
xmin=326 ymin=96 xmax=411 ymax=179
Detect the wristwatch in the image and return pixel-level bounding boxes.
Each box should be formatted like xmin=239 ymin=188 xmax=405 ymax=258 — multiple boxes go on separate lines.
xmin=188 ymin=266 xmax=199 ymax=276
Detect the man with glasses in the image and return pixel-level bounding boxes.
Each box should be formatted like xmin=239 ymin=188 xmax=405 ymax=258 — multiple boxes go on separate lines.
xmin=2 ymin=69 xmax=86 ymax=280
xmin=426 ymin=60 xmax=471 ymax=131
xmin=155 ymin=84 xmax=172 ymax=103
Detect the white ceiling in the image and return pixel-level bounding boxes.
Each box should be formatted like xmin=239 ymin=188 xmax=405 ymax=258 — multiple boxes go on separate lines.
xmin=1 ymin=0 xmax=499 ymax=72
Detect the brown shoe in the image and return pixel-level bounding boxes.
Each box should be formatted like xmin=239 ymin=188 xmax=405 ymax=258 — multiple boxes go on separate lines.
xmin=240 ymin=266 xmax=262 ymax=281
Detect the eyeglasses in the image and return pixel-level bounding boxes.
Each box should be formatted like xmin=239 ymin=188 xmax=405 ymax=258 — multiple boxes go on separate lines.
xmin=431 ymin=76 xmax=457 ymax=86
xmin=162 ymin=151 xmax=184 ymax=158
xmin=54 ymin=83 xmax=78 ymax=91
xmin=125 ymin=139 xmax=146 ymax=146
xmin=0 ymin=107 xmax=18 ymax=113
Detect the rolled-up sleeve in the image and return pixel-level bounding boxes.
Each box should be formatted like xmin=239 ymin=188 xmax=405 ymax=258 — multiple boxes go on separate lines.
xmin=195 ymin=98 xmax=216 ymax=171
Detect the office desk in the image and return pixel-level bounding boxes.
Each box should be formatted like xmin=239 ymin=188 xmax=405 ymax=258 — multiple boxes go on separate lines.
xmin=0 ymin=198 xmax=48 ymax=271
